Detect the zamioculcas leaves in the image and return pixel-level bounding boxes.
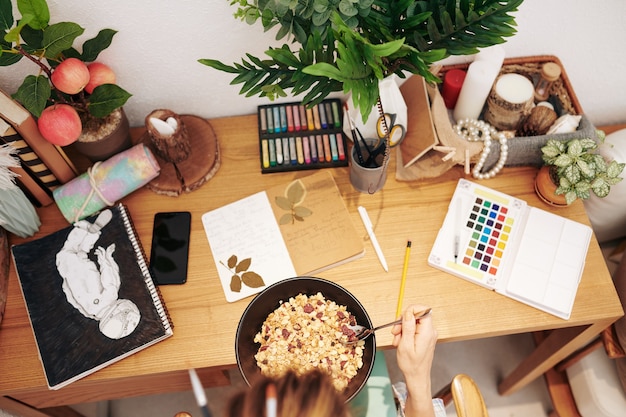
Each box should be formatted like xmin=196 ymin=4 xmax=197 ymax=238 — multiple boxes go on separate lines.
xmin=200 ymin=0 xmax=524 ymax=122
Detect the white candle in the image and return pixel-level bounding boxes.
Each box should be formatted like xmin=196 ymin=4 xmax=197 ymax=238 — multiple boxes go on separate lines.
xmin=474 ymin=45 xmax=505 ymax=68
xmin=453 ymin=60 xmax=500 ymax=122
xmin=494 ymin=73 xmax=534 ymax=104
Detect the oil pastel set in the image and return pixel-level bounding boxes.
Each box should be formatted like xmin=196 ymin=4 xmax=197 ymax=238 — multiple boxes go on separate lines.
xmin=428 ymin=178 xmax=592 ymax=320
xmin=257 ymin=98 xmax=348 ymax=173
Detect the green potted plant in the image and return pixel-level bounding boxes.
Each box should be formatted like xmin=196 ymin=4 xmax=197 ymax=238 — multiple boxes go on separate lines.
xmin=0 ymin=0 xmax=132 ymax=160
xmin=199 ymin=0 xmax=523 ymax=191
xmin=536 ymin=138 xmax=625 ymax=206
xmin=200 ymin=0 xmax=522 ymax=121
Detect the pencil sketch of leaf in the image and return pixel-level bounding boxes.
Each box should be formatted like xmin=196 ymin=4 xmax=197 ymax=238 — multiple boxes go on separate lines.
xmin=242 ymin=271 xmax=264 ymax=288
xmin=230 ymin=275 xmax=242 ymax=292
xmin=236 ymin=257 xmax=251 ymax=273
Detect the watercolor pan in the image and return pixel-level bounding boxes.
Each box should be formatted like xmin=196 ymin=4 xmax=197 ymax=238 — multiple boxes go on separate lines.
xmin=257 ymin=99 xmax=348 ymax=173
xmin=428 ymin=179 xmax=592 ymax=320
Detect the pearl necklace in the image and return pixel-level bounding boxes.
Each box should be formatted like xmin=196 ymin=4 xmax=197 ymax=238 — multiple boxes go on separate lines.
xmin=453 ymin=118 xmax=508 ymax=180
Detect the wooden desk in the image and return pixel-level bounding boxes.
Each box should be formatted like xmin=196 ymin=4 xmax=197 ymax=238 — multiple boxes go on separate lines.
xmin=0 ymin=114 xmax=623 ymax=409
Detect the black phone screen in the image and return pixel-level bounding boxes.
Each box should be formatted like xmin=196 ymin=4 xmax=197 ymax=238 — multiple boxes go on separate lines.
xmin=149 ymin=211 xmax=191 ymax=285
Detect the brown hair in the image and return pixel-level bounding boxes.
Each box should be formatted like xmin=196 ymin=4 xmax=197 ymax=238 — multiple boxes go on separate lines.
xmin=225 ymin=370 xmax=351 ymax=417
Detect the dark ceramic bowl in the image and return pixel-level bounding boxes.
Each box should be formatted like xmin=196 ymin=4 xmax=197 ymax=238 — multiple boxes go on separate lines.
xmin=235 ymin=276 xmax=375 ymax=402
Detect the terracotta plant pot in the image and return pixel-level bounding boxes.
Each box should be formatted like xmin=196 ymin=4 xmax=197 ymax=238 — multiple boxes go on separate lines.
xmin=72 ymin=108 xmax=132 ymax=162
xmin=534 ymin=165 xmax=568 ymax=207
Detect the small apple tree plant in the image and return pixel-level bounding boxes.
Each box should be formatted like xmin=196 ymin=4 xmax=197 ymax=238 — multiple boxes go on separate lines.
xmin=0 ymin=0 xmax=131 ymax=145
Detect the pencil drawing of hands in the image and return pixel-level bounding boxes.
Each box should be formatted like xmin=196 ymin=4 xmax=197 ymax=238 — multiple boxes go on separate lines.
xmin=56 ymin=209 xmax=140 ymax=339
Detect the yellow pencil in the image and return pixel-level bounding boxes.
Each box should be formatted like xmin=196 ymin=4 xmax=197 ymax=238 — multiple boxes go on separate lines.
xmin=396 ymin=240 xmax=412 ymax=318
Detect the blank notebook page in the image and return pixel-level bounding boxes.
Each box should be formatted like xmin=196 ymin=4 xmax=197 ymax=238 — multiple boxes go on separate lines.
xmin=504 ymin=208 xmax=591 ymax=318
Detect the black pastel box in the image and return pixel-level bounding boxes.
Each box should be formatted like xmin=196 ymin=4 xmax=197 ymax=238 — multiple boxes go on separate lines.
xmin=257 ymin=98 xmax=348 ymax=173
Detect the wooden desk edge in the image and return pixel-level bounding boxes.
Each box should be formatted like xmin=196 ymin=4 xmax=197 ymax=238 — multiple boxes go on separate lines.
xmin=1 ymin=121 xmax=625 ymax=407
xmin=4 ymin=367 xmax=232 ymax=409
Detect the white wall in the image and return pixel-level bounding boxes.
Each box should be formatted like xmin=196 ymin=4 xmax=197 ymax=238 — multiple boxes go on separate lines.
xmin=1 ymin=0 xmax=625 ymax=128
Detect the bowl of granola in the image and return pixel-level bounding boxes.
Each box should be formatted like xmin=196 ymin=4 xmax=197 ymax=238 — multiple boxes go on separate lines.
xmin=235 ymin=276 xmax=375 ymax=402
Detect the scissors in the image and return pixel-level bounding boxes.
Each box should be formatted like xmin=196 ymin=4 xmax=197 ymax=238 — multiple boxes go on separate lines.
xmin=375 ymin=113 xmax=406 ymax=147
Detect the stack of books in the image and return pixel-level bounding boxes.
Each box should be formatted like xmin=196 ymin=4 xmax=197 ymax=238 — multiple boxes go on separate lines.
xmin=0 ymin=88 xmax=77 ymax=206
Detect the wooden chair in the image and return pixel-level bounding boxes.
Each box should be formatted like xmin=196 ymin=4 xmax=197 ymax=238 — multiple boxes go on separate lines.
xmin=537 ymin=320 xmax=626 ymax=417
xmin=434 ymin=373 xmax=490 ymax=417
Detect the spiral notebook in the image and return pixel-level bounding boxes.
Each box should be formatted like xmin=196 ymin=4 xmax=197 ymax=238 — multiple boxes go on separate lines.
xmin=11 ymin=204 xmax=173 ymax=389
xmin=428 ymin=179 xmax=592 ymax=319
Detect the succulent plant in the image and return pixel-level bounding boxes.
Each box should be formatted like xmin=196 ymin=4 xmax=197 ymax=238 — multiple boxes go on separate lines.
xmin=541 ymin=138 xmax=625 ymax=205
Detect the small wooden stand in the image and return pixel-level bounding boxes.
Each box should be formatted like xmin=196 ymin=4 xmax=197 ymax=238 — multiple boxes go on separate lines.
xmin=137 ymin=111 xmax=220 ymax=196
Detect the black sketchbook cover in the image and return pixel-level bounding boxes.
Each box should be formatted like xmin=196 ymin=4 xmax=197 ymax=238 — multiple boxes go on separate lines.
xmin=11 ymin=204 xmax=173 ymax=389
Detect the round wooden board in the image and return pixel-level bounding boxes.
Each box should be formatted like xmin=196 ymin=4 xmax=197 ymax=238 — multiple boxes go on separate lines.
xmin=135 ymin=115 xmax=221 ymax=196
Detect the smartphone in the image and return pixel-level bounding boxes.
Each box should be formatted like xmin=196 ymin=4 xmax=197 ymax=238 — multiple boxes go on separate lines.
xmin=149 ymin=211 xmax=191 ymax=285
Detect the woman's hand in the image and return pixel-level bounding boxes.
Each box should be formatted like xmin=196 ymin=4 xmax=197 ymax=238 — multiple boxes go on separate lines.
xmin=392 ymin=304 xmax=438 ymax=417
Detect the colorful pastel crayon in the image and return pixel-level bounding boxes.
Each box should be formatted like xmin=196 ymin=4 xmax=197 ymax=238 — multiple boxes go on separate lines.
xmin=336 ymin=133 xmax=346 ymax=161
xmin=313 ymin=105 xmax=322 ymax=130
xmin=319 ymin=103 xmax=328 ymax=129
xmin=325 ymin=102 xmax=333 ymax=127
xmin=314 ymin=135 xmax=324 ymax=162
xmin=272 ymin=106 xmax=280 ymax=132
xmin=292 ymin=104 xmax=301 ymax=131
xmin=260 ymin=107 xmax=267 ymax=133
xmin=329 ymin=134 xmax=338 ymax=161
xmin=323 ymin=134 xmax=331 ymax=162
xmin=276 ymin=138 xmax=284 ymax=165
xmin=267 ymin=107 xmax=274 ymax=133
xmin=279 ymin=105 xmax=287 ymax=132
xmin=261 ymin=139 xmax=270 ymax=168
xmin=303 ymin=136 xmax=311 ymax=164
xmin=286 ymin=105 xmax=294 ymax=132
xmin=331 ymin=101 xmax=341 ymax=127
xmin=296 ymin=137 xmax=304 ymax=164
xmin=310 ymin=135 xmax=318 ymax=162
xmin=299 ymin=105 xmax=308 ymax=130
xmin=306 ymin=107 xmax=315 ymax=130
xmin=289 ymin=137 xmax=297 ymax=164
xmin=269 ymin=138 xmax=277 ymax=166
xmin=282 ymin=139 xmax=290 ymax=164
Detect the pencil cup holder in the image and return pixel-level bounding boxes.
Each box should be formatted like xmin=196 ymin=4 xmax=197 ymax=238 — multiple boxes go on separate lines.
xmin=350 ymin=138 xmax=388 ymax=194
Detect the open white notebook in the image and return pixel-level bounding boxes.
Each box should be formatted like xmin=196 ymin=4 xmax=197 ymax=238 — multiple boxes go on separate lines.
xmin=428 ymin=179 xmax=592 ymax=319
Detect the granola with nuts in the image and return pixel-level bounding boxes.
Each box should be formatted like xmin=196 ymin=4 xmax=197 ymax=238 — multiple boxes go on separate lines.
xmin=254 ymin=292 xmax=365 ymax=391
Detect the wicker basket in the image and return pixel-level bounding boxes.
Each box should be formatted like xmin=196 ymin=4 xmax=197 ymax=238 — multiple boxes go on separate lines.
xmin=438 ymin=55 xmax=598 ymax=168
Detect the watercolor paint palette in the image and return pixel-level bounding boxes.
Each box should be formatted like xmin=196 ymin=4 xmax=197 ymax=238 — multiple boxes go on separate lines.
xmin=428 ymin=179 xmax=592 ymax=319
xmin=257 ymin=99 xmax=348 ymax=173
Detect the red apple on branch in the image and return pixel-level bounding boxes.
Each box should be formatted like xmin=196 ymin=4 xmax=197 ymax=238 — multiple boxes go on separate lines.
xmin=50 ymin=58 xmax=90 ymax=95
xmin=37 ymin=104 xmax=83 ymax=146
xmin=85 ymin=62 xmax=116 ymax=94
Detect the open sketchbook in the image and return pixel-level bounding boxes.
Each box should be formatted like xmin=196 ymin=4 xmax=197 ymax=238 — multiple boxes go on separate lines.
xmin=11 ymin=204 xmax=173 ymax=389
xmin=428 ymin=179 xmax=592 ymax=319
xmin=202 ymin=170 xmax=365 ymax=302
